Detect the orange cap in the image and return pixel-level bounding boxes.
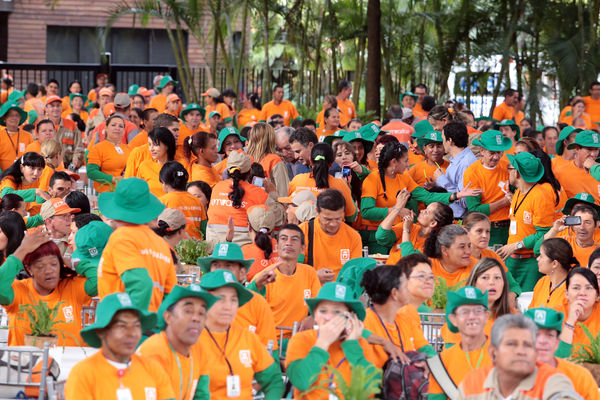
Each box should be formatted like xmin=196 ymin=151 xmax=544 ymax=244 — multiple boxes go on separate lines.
xmin=167 ymin=93 xmax=180 ymax=102
xmin=99 ymin=88 xmax=113 ymax=97
xmin=45 ymin=95 xmax=62 ymax=105
xmin=141 ymin=89 xmax=154 ymax=97
xmin=103 ymin=103 xmax=116 ymax=117
xmin=40 ymin=198 xmax=81 ymax=220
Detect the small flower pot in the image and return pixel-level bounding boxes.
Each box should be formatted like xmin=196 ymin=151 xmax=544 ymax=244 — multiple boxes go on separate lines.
xmin=24 ymin=334 xmax=58 ymax=349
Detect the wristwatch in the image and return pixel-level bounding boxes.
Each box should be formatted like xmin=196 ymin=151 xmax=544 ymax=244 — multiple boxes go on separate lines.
xmin=516 ymin=241 xmax=524 ymax=250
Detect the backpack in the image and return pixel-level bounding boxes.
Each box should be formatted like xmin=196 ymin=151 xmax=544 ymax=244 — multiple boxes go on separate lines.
xmin=381 ymin=351 xmax=429 ymax=400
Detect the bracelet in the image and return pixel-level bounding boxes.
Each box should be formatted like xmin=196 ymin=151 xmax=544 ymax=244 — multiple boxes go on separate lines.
xmin=403 ymin=229 xmax=410 ymax=233
xmin=450 ymin=193 xmax=457 ymax=201
xmin=563 ymin=322 xmax=575 ymax=330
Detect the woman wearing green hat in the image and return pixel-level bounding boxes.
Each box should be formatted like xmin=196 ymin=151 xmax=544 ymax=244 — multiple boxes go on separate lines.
xmin=286 ymin=282 xmax=380 ymax=400
xmin=213 ymin=126 xmax=246 ymax=177
xmin=63 ymin=93 xmax=88 ymax=123
xmin=551 ymin=126 xmax=580 ymax=171
xmin=178 ymin=103 xmax=206 ymax=158
xmin=0 ymin=102 xmax=34 ymax=171
xmin=342 ymin=129 xmax=374 ymax=168
xmin=197 ymin=269 xmax=284 ymax=399
xmin=554 ymin=130 xmax=600 ymax=201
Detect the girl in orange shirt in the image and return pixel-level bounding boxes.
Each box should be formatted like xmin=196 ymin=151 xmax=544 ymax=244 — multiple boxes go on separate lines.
xmin=183 ymin=131 xmax=221 ymax=187
xmin=135 ymin=127 xmax=175 ymax=198
xmin=236 ymin=92 xmax=261 ymax=127
xmin=247 ymin=122 xmax=289 ymax=198
xmin=315 ymin=95 xmax=337 ymax=128
xmin=0 ymin=152 xmax=49 ymax=214
xmin=243 ymin=205 xmax=279 ymax=281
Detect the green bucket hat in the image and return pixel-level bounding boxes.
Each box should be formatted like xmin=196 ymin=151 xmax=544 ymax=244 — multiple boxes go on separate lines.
xmin=342 ymin=130 xmax=374 ymax=154
xmin=208 ymin=111 xmax=221 ymax=119
xmin=98 ymin=177 xmax=165 ymax=224
xmin=507 ymin=152 xmax=544 ymax=183
xmin=156 ymin=284 xmax=220 ymax=329
xmin=358 ymin=122 xmax=387 ymax=141
xmin=556 ymin=126 xmax=582 ymax=155
xmin=412 ymin=119 xmax=435 ymax=139
xmin=322 ymin=130 xmax=347 ymax=146
xmin=416 ymin=130 xmax=443 ymax=149
xmin=157 ymin=75 xmax=178 ymax=90
xmin=199 ymin=269 xmax=253 ymax=306
xmin=80 ymin=292 xmax=157 ymax=348
xmin=7 ymin=90 xmax=26 ymax=104
xmin=217 ymin=127 xmax=246 ymax=152
xmin=562 ymin=192 xmax=600 ymax=216
xmin=445 ymin=286 xmax=488 ymax=333
xmin=69 ymin=93 xmax=87 ymax=105
xmin=472 ymin=129 xmax=513 ymax=152
xmin=495 ymin=119 xmax=520 ymax=140
xmin=71 ymin=221 xmax=113 ymax=264
xmin=27 ymin=110 xmax=38 ymax=125
xmin=566 ymin=130 xmax=600 ymax=150
xmin=475 ymin=116 xmax=496 ymax=123
xmin=180 ymin=103 xmax=206 ymax=120
xmin=400 ymin=92 xmax=418 ymax=101
xmin=127 ymin=84 xmax=140 ymax=96
xmin=524 ymin=307 xmax=564 ymax=333
xmin=197 ymin=242 xmax=254 ymax=273
xmin=336 ymin=257 xmax=377 ymax=297
xmin=0 ymin=102 xmax=27 ymax=126
xmin=306 ymin=282 xmax=366 ymax=321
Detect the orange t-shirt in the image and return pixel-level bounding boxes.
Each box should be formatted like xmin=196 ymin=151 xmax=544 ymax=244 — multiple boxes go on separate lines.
xmin=337 ymin=98 xmax=357 ymax=128
xmin=135 ymin=158 xmax=166 ymax=198
xmin=289 ymin=173 xmax=356 ymax=218
xmin=187 ymin=162 xmax=221 ymax=188
xmin=234 ymin=291 xmax=278 ymax=348
xmin=299 ymin=218 xmax=362 ymax=278
xmin=0 ymin=128 xmax=34 ymax=171
xmin=492 ymin=101 xmax=515 ymax=121
xmin=552 ymin=301 xmax=600 ymax=356
xmin=507 ymin=183 xmax=556 ymax=249
xmin=243 ymin=239 xmax=279 ymax=281
xmin=87 ymin=141 xmax=130 ymax=193
xmin=559 ymin=106 xmax=572 ymax=123
xmin=556 ymin=230 xmax=600 ymax=267
xmin=583 ymin=96 xmax=600 ymax=124
xmin=408 ymin=159 xmax=449 ymax=186
xmin=385 ymin=223 xmax=427 ymax=265
xmin=207 ymin=179 xmax=269 ymax=227
xmin=24 ymin=140 xmax=42 ymax=155
xmin=258 ymin=153 xmax=284 ymax=179
xmin=463 ymin=159 xmax=511 ymax=221
xmin=205 ymin=103 xmax=230 ymax=121
xmin=315 ymin=109 xmax=325 ymax=128
xmin=316 ymin=126 xmax=337 ymax=140
xmin=177 ymin=123 xmax=197 ymax=161
xmin=6 ymin=276 xmax=90 ymax=346
xmin=237 ymin=108 xmax=261 ymax=127
xmin=554 ymin=160 xmax=600 ymax=203
xmin=127 ymin=129 xmax=148 ymax=149
xmin=361 ymin=170 xmax=419 ymax=227
xmin=98 ymin=224 xmax=176 ymax=312
xmin=431 ymin=257 xmax=476 ymax=288
xmin=149 ymin=93 xmax=168 ymax=113
xmin=0 ymin=176 xmax=40 ymax=214
xmin=555 ymin=357 xmax=600 ymax=400
xmin=530 ymin=275 xmax=568 ymax=310
xmin=259 ymin=100 xmax=299 ymax=126
xmin=213 ymin=158 xmax=228 ymax=178
xmin=563 ymin=114 xmax=594 ymax=130
xmin=381 ymin=120 xmax=415 ymax=143
xmin=124 ymin=144 xmax=151 ymax=178
xmin=159 ymin=190 xmax=207 ymax=240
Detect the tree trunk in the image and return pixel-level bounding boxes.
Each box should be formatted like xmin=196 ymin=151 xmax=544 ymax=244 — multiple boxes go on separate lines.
xmin=263 ymin=0 xmax=271 ymax=102
xmin=366 ymin=0 xmax=381 ymax=117
xmin=234 ymin=0 xmax=249 ymax=98
xmin=312 ymin=1 xmax=328 ymax=108
xmin=465 ymin=31 xmax=471 ymax=107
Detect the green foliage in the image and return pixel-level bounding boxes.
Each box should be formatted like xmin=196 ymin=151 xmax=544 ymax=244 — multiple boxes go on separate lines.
xmin=18 ymin=300 xmax=64 ymax=337
xmin=175 ymin=238 xmax=209 ymax=265
xmin=301 ymin=364 xmax=381 ymax=399
xmin=430 ymin=277 xmax=466 ymax=310
xmin=574 ymin=323 xmax=600 ymax=364
xmin=296 ymin=104 xmax=318 ymax=122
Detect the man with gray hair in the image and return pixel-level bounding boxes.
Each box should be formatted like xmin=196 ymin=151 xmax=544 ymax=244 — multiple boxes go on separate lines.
xmin=275 ymin=126 xmax=300 ymax=178
xmin=457 ymin=314 xmax=582 ymax=400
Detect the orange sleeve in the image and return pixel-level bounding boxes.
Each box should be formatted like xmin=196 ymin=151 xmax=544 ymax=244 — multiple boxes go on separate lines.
xmin=86 ymin=142 xmax=103 ymax=166
xmin=361 ymin=171 xmax=380 ymax=199
xmin=532 ymin=189 xmax=556 ymax=228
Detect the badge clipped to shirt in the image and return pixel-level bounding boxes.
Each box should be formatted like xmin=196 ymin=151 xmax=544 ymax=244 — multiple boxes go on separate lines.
xmin=226 ymin=375 xmax=241 ymax=398
xmin=115 ymin=146 xmax=124 ymax=155
xmin=510 ymin=219 xmax=517 ymax=235
xmin=19 ymin=143 xmax=25 ymax=153
xmin=116 ymin=388 xmax=133 ymax=400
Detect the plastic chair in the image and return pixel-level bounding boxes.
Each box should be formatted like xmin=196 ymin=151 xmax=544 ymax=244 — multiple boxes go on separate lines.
xmin=419 ymin=312 xmax=445 ymax=353
xmin=0 ymin=342 xmax=56 ymax=400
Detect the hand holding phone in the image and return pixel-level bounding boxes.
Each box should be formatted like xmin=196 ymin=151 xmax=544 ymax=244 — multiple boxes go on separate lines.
xmin=564 ymin=216 xmax=582 ymax=226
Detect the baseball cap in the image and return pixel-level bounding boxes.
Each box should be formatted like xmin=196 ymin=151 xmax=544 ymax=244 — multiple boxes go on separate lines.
xmin=98 ymin=87 xmax=113 ymax=97
xmin=227 ymin=150 xmax=252 ymax=174
xmin=167 ymin=93 xmax=181 ymax=103
xmin=40 ymin=198 xmax=81 ymax=220
xmin=103 ymin=103 xmax=116 ymax=117
xmin=114 ymin=93 xmax=131 ymax=108
xmin=45 ymin=95 xmax=62 ymax=106
xmin=157 ymin=208 xmax=188 ymax=231
xmin=247 ymin=205 xmax=276 ymax=233
xmin=278 ymin=189 xmax=317 ymax=205
xmin=202 ymin=88 xmax=221 ymax=98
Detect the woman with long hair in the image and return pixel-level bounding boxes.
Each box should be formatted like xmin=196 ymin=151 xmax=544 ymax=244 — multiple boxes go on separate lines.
xmin=246 ymin=122 xmax=289 ymax=198
xmin=152 ymin=207 xmax=188 ymax=274
xmin=237 ymin=92 xmax=262 ymax=127
xmin=333 ymin=141 xmax=365 ymax=207
xmin=0 ymin=152 xmax=48 ymax=215
xmin=0 ymin=211 xmax=26 ymax=264
xmin=135 ymin=127 xmax=176 ymax=197
xmin=243 ymin=206 xmax=279 ymax=281
xmin=182 ymin=131 xmax=221 ymax=187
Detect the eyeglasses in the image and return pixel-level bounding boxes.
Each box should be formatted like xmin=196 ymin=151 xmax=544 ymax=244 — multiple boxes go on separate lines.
xmin=409 ymin=273 xmax=435 ymax=283
xmin=507 ymin=166 xmax=516 ymax=171
xmin=454 ymin=306 xmax=487 ymax=318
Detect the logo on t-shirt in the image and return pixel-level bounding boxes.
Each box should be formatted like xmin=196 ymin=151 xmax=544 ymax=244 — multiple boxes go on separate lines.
xmin=62 ymin=305 xmax=73 ymax=322
xmin=303 ymin=289 xmax=312 ymax=298
xmin=248 ymin=325 xmax=256 ymax=333
xmin=239 ymin=350 xmax=252 ymax=367
xmin=523 ymin=211 xmax=532 ymax=224
xmin=144 ymin=387 xmax=156 ymax=400
xmin=340 ymin=249 xmax=350 ymax=263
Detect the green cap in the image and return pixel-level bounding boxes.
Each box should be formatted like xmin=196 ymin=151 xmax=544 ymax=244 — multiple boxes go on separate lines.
xmin=80 ymin=292 xmax=156 ymax=348
xmin=218 ymin=127 xmax=246 ymax=152
xmin=562 ymin=192 xmax=600 ymax=216
xmin=416 ymin=130 xmax=443 ymax=148
xmin=180 ymin=103 xmax=205 ymax=120
xmin=358 ymin=122 xmax=387 ymax=141
xmin=157 ymin=75 xmax=178 ymax=90
xmin=0 ymin=102 xmax=27 ymax=126
xmin=322 ymin=130 xmax=347 ymax=145
xmin=445 ymin=286 xmax=488 ymax=333
xmin=157 ymin=284 xmax=220 ymax=329
xmin=507 ymin=152 xmax=544 ymax=183
xmin=495 ymin=119 xmax=521 ymax=140
xmin=27 ymin=110 xmax=38 ymax=125
xmin=342 ymin=130 xmax=374 ymax=154
xmin=208 ymin=111 xmax=221 ymax=119
xmin=223 ymin=117 xmax=233 ymax=123
xmin=472 ymin=130 xmax=513 ymax=152
xmin=197 ymin=242 xmax=253 ymax=273
xmin=566 ymin=130 xmax=600 ymax=150
xmin=69 ymin=93 xmax=87 ymax=105
xmin=127 ymin=84 xmax=140 ymax=96
xmin=98 ymin=178 xmax=165 ymax=224
xmin=7 ymin=90 xmax=26 ymax=103
xmin=305 ymin=282 xmax=366 ymax=321
xmin=524 ymin=307 xmax=564 ymax=333
xmin=556 ymin=126 xmax=582 ymax=155
xmin=71 ymin=221 xmax=113 ymax=264
xmin=412 ymin=119 xmax=435 ymax=139
xmin=336 ymin=257 xmax=377 ymax=297
xmin=475 ymin=116 xmax=496 ymax=123
xmin=400 ymin=92 xmax=418 ymax=101
xmin=199 ymin=269 xmax=253 ymax=306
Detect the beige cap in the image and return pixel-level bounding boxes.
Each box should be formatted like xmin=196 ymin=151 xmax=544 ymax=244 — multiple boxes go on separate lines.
xmin=227 ymin=150 xmax=252 ymax=174
xmin=295 ymin=201 xmax=317 ymax=222
xmin=247 ymin=205 xmax=276 ymax=233
xmin=202 ymin=88 xmax=221 ymax=98
xmin=114 ymin=93 xmax=131 ymax=108
xmin=278 ymin=189 xmax=317 ymax=205
xmin=158 ymin=208 xmax=187 ymax=231
xmin=40 ymin=198 xmax=81 ymax=220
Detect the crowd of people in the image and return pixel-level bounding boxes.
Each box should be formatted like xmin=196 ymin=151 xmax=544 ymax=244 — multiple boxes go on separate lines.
xmin=1 ymin=72 xmax=600 ymax=399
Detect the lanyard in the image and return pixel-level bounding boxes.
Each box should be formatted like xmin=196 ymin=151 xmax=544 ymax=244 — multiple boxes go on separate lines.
xmin=168 ymin=343 xmax=194 ymax=400
xmin=547 ymin=278 xmax=566 ymax=304
xmin=206 ymin=327 xmax=234 ymax=375
xmin=465 ymin=347 xmax=485 ymax=370
xmin=370 ymin=307 xmax=404 ymax=351
xmin=5 ymin=129 xmax=20 ymax=155
xmin=328 ymin=357 xmax=347 ymax=389
xmin=512 ymin=183 xmax=538 ymax=216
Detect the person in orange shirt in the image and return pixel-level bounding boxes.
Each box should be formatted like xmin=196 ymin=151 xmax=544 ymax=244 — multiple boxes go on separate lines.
xmin=38 ymin=139 xmax=67 ymax=192
xmin=408 ymin=130 xmax=449 ymax=186
xmin=525 ymin=307 xmax=600 ymax=400
xmin=201 ymin=87 xmax=230 ymax=121
xmin=177 ymin=103 xmax=205 ymax=158
xmin=86 ymin=114 xmax=130 ymax=193
xmin=164 ymin=93 xmax=182 ymax=117
xmin=316 ymin=107 xmax=340 ymax=139
xmin=135 ymin=127 xmax=176 ymax=197
xmin=159 ymin=161 xmax=207 ymax=239
xmin=86 ymin=87 xmax=114 ymax=132
xmin=65 ymin=292 xmax=175 ymax=400
xmin=552 ymin=125 xmax=580 ymax=172
xmin=214 ymin=126 xmax=246 ymax=176
xmin=530 ymin=238 xmax=575 ymax=310
xmin=411 ymin=83 xmax=429 ymax=118
xmin=336 ymin=80 xmax=356 ymax=127
xmin=182 ymin=131 xmax=221 ymax=187
xmin=149 ymin=75 xmax=177 ymax=113
xmin=60 ymin=80 xmax=82 ymax=112
xmin=138 ymin=284 xmax=218 ymax=400
xmin=260 ymin=85 xmax=299 ymax=126
xmin=286 ymin=282 xmax=379 ymax=400
xmin=97 ymin=177 xmax=176 ymax=312
xmin=541 ymin=126 xmax=559 ymax=156
xmin=197 ymin=269 xmax=284 ymax=399
xmin=0 ymin=152 xmax=49 ymax=214
xmin=343 ymin=129 xmax=375 ymax=169
xmin=583 ymin=80 xmax=600 ymax=125
xmin=0 ymin=235 xmax=97 ymax=346
xmin=44 ymin=95 xmax=85 ymax=169
xmin=25 ymin=118 xmax=57 ymax=156
xmin=381 ymin=104 xmax=416 ymax=144
xmin=62 ymin=93 xmax=88 ymax=122
xmin=237 ymin=92 xmax=262 ymax=127
xmin=247 ymin=122 xmax=290 ymax=197
xmin=0 ymin=102 xmax=34 ymax=171
xmin=299 ymin=189 xmax=362 ymax=282
xmin=492 ymin=88 xmax=519 ymax=122
xmin=242 ymin=205 xmax=279 ymax=281
xmin=127 ymin=107 xmax=159 ymax=148
xmin=494 ymin=119 xmax=520 ymax=155
xmin=315 ymin=95 xmax=337 ymax=128
xmin=563 ymin=98 xmax=593 ymax=129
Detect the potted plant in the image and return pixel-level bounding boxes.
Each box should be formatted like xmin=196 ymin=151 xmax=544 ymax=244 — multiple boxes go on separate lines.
xmin=175 ymin=238 xmax=210 ymax=279
xmin=18 ymin=300 xmax=65 ymax=349
xmin=301 ymin=364 xmax=381 ymax=399
xmin=573 ymin=324 xmax=600 ymax=385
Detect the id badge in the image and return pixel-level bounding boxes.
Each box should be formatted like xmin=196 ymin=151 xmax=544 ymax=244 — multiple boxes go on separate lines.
xmin=226 ymin=375 xmax=241 ymax=397
xmin=115 ymin=146 xmax=124 ymax=155
xmin=116 ymin=388 xmax=133 ymax=400
xmin=509 ymin=219 xmax=517 ymax=235
xmin=19 ymin=143 xmax=25 ymax=153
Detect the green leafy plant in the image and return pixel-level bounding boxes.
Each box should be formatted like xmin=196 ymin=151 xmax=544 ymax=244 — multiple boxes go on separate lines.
xmin=301 ymin=364 xmax=381 ymax=399
xmin=175 ymin=238 xmax=210 ymax=265
xmin=430 ymin=277 xmax=466 ymax=310
xmin=18 ymin=300 xmax=64 ymax=337
xmin=573 ymin=324 xmax=600 ymax=364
